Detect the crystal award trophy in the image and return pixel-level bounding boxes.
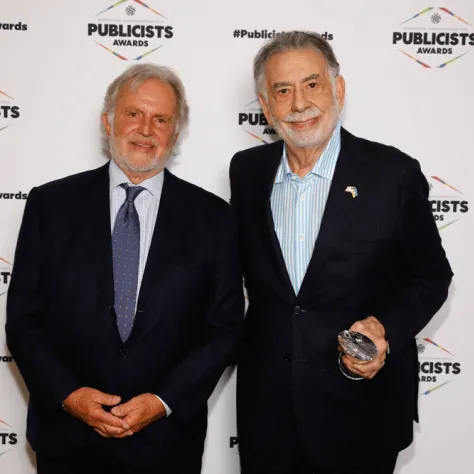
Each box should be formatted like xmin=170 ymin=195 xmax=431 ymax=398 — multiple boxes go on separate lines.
xmin=338 ymin=330 xmax=378 ymax=380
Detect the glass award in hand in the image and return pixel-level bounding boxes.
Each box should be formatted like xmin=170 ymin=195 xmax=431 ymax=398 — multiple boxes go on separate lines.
xmin=338 ymin=330 xmax=378 ymax=380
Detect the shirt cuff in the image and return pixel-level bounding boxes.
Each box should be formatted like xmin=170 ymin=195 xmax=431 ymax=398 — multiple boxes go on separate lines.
xmin=154 ymin=395 xmax=172 ymax=417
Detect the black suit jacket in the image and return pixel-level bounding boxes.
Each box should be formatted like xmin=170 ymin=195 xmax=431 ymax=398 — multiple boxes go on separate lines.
xmin=230 ymin=128 xmax=453 ymax=468
xmin=6 ymin=163 xmax=244 ymax=469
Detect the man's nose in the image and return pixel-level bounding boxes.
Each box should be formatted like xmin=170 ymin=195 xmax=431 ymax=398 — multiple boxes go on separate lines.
xmin=138 ymin=116 xmax=153 ymax=136
xmin=292 ymin=88 xmax=311 ymax=113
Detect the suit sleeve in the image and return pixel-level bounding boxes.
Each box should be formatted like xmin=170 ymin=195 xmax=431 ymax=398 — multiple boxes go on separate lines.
xmin=157 ymin=205 xmax=244 ymax=423
xmin=5 ymin=187 xmax=82 ymax=412
xmin=377 ymin=159 xmax=453 ymax=355
xmin=229 ymin=152 xmax=241 ymax=208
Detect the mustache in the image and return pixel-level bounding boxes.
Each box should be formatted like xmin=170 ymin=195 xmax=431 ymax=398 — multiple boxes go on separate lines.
xmin=128 ymin=137 xmax=158 ymax=147
xmin=284 ymin=107 xmax=322 ymax=123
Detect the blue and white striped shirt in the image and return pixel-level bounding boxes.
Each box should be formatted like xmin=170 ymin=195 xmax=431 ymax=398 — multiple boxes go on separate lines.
xmin=270 ymin=122 xmax=342 ymax=294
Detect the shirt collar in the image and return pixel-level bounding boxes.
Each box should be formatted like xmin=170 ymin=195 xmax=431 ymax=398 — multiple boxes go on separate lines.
xmin=109 ymin=160 xmax=164 ymax=199
xmin=275 ymin=121 xmax=342 ymax=184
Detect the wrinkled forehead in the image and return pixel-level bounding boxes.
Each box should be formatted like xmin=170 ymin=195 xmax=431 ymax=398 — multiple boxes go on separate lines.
xmin=116 ymin=78 xmax=178 ymax=109
xmin=264 ymin=48 xmax=331 ymax=85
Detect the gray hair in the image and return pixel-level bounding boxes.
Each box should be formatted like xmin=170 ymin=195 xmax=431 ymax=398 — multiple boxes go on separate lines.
xmin=254 ymin=31 xmax=340 ymax=98
xmin=101 ymin=63 xmax=189 ymax=158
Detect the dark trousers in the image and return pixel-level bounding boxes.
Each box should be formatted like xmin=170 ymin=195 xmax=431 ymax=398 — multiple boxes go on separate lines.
xmin=239 ymin=413 xmax=397 ymax=474
xmin=240 ymin=448 xmax=398 ymax=474
xmin=316 ymin=454 xmax=398 ymax=474
xmin=238 ymin=383 xmax=397 ymax=474
xmin=37 ymin=454 xmax=202 ymax=474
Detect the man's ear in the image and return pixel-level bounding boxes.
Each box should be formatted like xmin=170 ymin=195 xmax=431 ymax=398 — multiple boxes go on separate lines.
xmin=335 ymin=75 xmax=346 ymax=113
xmin=102 ymin=113 xmax=111 ymax=136
xmin=172 ymin=132 xmax=180 ymax=147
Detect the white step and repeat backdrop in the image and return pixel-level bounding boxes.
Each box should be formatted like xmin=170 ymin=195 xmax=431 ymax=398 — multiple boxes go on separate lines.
xmin=1 ymin=1 xmax=473 ymax=472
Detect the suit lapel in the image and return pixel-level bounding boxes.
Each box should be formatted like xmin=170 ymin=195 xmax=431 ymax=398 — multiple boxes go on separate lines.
xmin=77 ymin=166 xmax=180 ymax=343
xmin=78 ymin=163 xmax=114 ymax=308
xmin=298 ymin=128 xmax=369 ymax=301
xmin=129 ymin=169 xmax=180 ymax=341
xmin=75 ymin=163 xmax=123 ymax=340
xmin=257 ymin=141 xmax=296 ymax=302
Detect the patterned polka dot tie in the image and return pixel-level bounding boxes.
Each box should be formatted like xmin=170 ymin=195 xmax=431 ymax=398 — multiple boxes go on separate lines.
xmin=112 ymin=184 xmax=145 ymax=342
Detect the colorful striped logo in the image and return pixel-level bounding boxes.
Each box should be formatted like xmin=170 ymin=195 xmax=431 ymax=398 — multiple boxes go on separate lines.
xmin=394 ymin=7 xmax=472 ymax=69
xmin=0 ymin=90 xmax=19 ymax=133
xmin=418 ymin=337 xmax=461 ymax=397
xmin=0 ymin=257 xmax=12 ymax=298
xmin=428 ymin=175 xmax=468 ymax=231
xmin=89 ymin=1 xmax=172 ymax=61
xmin=0 ymin=419 xmax=17 ymax=457
xmin=239 ymin=98 xmax=277 ymax=145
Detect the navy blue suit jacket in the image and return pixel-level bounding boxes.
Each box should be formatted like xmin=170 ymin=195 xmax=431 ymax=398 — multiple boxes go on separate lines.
xmin=6 ymin=163 xmax=244 ymax=469
xmin=230 ymin=128 xmax=453 ymax=469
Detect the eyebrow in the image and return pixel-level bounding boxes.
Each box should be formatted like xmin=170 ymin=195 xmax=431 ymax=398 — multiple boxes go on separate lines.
xmin=272 ymin=73 xmax=320 ymax=89
xmin=302 ymin=73 xmax=320 ymax=82
xmin=124 ymin=106 xmax=172 ymax=118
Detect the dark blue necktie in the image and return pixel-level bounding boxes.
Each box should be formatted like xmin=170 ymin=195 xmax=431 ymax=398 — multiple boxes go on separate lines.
xmin=112 ymin=184 xmax=145 ymax=342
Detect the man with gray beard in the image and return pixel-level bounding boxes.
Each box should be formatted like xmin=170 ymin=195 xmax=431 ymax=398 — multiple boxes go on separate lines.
xmin=6 ymin=64 xmax=243 ymax=474
xmin=230 ymin=31 xmax=452 ymax=474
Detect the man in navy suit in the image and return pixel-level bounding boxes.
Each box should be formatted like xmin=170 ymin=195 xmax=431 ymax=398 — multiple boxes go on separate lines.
xmin=230 ymin=31 xmax=452 ymax=474
xmin=6 ymin=64 xmax=244 ymax=474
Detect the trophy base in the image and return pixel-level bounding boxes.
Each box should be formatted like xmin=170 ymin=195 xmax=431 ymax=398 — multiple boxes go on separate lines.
xmin=338 ymin=352 xmax=364 ymax=381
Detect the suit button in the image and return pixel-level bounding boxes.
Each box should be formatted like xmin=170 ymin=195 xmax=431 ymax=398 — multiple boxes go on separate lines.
xmin=285 ymin=354 xmax=292 ymax=362
xmin=118 ymin=348 xmax=126 ymax=358
xmin=294 ymin=305 xmax=301 ymax=315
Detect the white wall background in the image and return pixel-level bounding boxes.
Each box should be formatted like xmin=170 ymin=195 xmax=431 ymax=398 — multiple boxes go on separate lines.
xmin=0 ymin=1 xmax=473 ymax=472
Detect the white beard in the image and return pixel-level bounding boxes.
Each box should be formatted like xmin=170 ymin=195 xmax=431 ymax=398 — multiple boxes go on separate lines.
xmin=271 ymin=102 xmax=339 ymax=150
xmin=108 ymin=125 xmax=170 ymax=174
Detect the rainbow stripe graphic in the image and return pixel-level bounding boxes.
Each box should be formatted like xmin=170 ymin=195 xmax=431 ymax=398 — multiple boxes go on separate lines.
xmin=132 ymin=45 xmax=162 ymax=60
xmin=401 ymin=7 xmax=470 ymax=26
xmin=96 ymin=0 xmax=129 ymax=16
xmin=95 ymin=41 xmax=128 ymax=60
xmin=244 ymin=98 xmax=261 ymax=109
xmin=438 ymin=218 xmax=460 ymax=231
xmin=97 ymin=0 xmax=166 ymax=19
xmin=400 ymin=50 xmax=470 ymax=70
xmin=244 ymin=129 xmax=268 ymax=144
xmin=0 ymin=90 xmax=13 ymax=100
xmin=431 ymin=176 xmax=462 ymax=194
xmin=439 ymin=7 xmax=472 ymax=26
xmin=133 ymin=0 xmax=167 ymax=19
xmin=0 ymin=125 xmax=11 ymax=133
xmin=400 ymin=7 xmax=435 ymax=25
xmin=399 ymin=50 xmax=431 ymax=68
xmin=422 ymin=338 xmax=455 ymax=356
xmin=0 ymin=420 xmax=11 ymax=427
xmin=421 ymin=379 xmax=452 ymax=396
xmin=437 ymin=52 xmax=469 ymax=69
xmin=0 ymin=257 xmax=12 ymax=266
xmin=94 ymin=42 xmax=162 ymax=60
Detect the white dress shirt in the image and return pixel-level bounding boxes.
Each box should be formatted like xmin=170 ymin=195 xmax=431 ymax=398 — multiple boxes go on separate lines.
xmin=109 ymin=160 xmax=171 ymax=416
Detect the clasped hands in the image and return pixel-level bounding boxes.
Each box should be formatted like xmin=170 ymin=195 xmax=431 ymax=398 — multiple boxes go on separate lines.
xmin=63 ymin=388 xmax=166 ymax=439
xmin=338 ymin=316 xmax=389 ymax=380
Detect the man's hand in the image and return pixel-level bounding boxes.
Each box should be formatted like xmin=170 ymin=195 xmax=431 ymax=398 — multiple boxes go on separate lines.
xmin=105 ymin=394 xmax=166 ymax=437
xmin=339 ymin=316 xmax=388 ymax=380
xmin=63 ymin=387 xmax=132 ymax=438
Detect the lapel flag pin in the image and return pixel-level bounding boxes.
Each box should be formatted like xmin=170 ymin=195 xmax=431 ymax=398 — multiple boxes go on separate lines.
xmin=345 ymin=186 xmax=358 ymax=198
